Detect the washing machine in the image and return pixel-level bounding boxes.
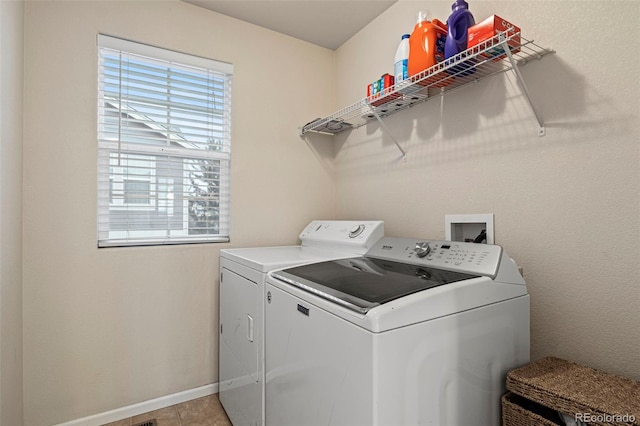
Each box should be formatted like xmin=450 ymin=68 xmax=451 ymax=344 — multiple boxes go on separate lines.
xmin=218 ymin=220 xmax=384 ymax=426
xmin=265 ymin=236 xmax=530 ymax=426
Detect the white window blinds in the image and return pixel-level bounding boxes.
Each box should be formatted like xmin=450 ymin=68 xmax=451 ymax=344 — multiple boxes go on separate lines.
xmin=97 ymin=35 xmax=232 ymax=247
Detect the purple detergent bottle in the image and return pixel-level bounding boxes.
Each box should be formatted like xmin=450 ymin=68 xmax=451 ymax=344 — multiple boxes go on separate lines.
xmin=444 ymin=0 xmax=476 ymax=76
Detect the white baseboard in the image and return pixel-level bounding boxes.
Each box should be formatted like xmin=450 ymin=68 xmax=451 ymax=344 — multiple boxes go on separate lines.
xmin=55 ymin=383 xmax=219 ymax=426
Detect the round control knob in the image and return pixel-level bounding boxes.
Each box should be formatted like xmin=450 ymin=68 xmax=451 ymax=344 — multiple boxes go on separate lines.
xmin=349 ymin=224 xmax=365 ymax=238
xmin=415 ymin=242 xmax=431 ymax=258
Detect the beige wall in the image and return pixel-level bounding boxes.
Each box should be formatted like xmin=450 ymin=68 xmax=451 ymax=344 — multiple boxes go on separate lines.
xmin=0 ymin=0 xmax=25 ymax=425
xmin=334 ymin=1 xmax=640 ymax=380
xmin=22 ymin=1 xmax=335 ymax=424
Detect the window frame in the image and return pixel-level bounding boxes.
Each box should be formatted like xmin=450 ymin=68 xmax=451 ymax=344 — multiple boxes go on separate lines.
xmin=97 ymin=34 xmax=232 ymax=248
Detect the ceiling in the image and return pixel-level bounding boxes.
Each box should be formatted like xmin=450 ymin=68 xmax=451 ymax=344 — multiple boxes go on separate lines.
xmin=182 ymin=0 xmax=398 ymax=50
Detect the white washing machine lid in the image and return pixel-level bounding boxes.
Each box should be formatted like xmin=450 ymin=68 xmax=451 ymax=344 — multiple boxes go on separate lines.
xmin=271 ymin=257 xmax=479 ymax=314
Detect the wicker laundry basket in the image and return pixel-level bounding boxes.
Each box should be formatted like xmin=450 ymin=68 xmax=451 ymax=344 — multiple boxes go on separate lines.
xmin=502 ymin=392 xmax=562 ymax=425
xmin=503 ymin=357 xmax=640 ymax=426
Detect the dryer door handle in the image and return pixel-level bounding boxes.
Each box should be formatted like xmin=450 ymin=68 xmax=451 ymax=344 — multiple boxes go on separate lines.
xmin=247 ymin=314 xmax=254 ymax=342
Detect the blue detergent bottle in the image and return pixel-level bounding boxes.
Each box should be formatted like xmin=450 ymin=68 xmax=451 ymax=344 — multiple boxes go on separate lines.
xmin=444 ymin=0 xmax=476 ymax=76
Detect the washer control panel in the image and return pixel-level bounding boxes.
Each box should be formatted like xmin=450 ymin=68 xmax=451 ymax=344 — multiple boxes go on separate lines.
xmin=367 ymin=237 xmax=502 ymax=278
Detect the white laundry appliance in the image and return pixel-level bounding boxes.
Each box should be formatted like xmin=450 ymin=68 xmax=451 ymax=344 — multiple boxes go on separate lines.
xmin=265 ymin=237 xmax=530 ymax=426
xmin=218 ymin=220 xmax=384 ymax=426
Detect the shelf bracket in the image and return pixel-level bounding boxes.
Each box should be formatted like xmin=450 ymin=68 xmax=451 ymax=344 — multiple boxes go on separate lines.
xmin=364 ymin=99 xmax=407 ymax=161
xmin=500 ymin=36 xmax=546 ymax=136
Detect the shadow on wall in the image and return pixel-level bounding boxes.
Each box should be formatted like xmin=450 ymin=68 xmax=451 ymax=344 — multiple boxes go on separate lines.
xmin=302 ymin=131 xmax=337 ymax=177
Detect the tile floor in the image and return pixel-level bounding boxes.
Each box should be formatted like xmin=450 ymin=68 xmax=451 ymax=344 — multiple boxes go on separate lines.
xmin=102 ymin=394 xmax=232 ymax=426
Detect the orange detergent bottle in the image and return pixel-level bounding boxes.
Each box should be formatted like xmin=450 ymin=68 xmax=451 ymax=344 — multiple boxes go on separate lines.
xmin=408 ymin=11 xmax=449 ymax=86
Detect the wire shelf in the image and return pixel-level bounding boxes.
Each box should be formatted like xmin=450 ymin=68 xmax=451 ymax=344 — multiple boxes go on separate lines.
xmin=300 ymin=29 xmax=554 ymax=137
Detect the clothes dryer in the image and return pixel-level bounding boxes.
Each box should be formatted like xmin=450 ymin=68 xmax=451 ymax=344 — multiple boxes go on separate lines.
xmin=219 ymin=220 xmax=384 ymax=426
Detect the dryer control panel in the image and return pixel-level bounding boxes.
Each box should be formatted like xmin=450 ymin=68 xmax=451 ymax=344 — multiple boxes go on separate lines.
xmin=367 ymin=237 xmax=503 ymax=278
xmin=299 ymin=220 xmax=384 ymax=255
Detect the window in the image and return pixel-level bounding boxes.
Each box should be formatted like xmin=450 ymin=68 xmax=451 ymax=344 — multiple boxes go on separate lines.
xmin=97 ymin=35 xmax=232 ymax=247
